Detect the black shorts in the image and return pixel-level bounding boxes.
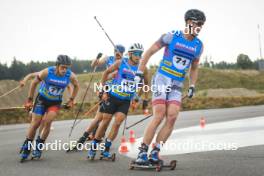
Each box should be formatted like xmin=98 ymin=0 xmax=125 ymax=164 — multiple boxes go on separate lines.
xmin=99 ymin=94 xmax=130 ymax=115
xmin=32 ymin=94 xmax=62 ymax=116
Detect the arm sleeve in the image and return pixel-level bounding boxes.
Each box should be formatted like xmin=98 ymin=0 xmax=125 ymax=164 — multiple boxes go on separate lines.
xmin=155 ymin=32 xmax=174 ymax=48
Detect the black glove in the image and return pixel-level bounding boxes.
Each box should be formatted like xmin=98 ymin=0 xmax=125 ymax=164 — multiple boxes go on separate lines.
xmin=98 ymin=85 xmax=109 ymax=101
xmin=187 ymin=85 xmax=195 ymax=98
xmin=96 ymin=52 xmax=103 ymax=59
xmin=98 ymin=89 xmax=104 ymax=100
xmin=142 ymin=99 xmax=149 ymax=110
xmin=134 ymin=97 xmax=139 ymax=103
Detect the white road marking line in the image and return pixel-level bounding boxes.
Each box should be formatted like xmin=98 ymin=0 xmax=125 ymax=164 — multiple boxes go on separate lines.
xmin=120 ymin=116 xmax=264 ymax=158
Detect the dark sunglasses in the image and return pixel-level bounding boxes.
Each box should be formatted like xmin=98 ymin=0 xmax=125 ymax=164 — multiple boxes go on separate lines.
xmin=132 ymin=51 xmax=143 ymax=57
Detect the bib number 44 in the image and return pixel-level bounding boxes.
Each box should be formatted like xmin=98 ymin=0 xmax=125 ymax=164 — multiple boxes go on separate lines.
xmin=48 ymin=86 xmax=63 ymax=96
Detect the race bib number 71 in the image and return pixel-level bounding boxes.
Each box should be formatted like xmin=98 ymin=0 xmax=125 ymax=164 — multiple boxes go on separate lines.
xmin=172 ymin=56 xmax=190 ymax=70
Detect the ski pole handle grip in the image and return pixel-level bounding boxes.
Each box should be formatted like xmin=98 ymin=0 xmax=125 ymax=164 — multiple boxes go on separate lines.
xmin=96 ymin=52 xmax=103 ymax=60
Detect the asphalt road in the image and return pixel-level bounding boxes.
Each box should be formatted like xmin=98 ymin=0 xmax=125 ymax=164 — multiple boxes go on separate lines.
xmin=0 ymin=105 xmax=264 ymax=176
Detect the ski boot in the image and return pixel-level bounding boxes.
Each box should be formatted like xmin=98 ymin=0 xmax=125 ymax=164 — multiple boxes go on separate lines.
xmin=99 ymin=139 xmax=115 ymax=161
xmin=31 ymin=137 xmax=44 ymax=160
xmin=66 ymin=132 xmax=89 ymax=152
xmin=148 ymin=146 xmax=164 ymax=171
xmin=19 ymin=139 xmax=32 ymax=163
xmin=87 ymin=140 xmax=98 ymax=160
xmin=134 ymin=143 xmax=149 ymax=165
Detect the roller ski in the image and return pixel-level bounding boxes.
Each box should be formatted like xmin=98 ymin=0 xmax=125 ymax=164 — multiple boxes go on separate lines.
xmin=130 ymin=145 xmax=177 ymax=172
xmin=19 ymin=140 xmax=31 ymax=163
xmin=99 ymin=151 xmax=116 ymax=162
xmin=31 ymin=137 xmax=44 ymax=160
xmin=99 ymin=138 xmax=115 ymax=161
xmin=129 ymin=159 xmax=177 ymax=172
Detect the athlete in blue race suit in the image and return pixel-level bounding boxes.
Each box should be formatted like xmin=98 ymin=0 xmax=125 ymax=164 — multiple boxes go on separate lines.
xmin=134 ymin=9 xmax=206 ymax=165
xmin=20 ymin=55 xmax=79 ymax=161
xmin=68 ymin=45 xmax=126 ymax=151
xmin=87 ymin=43 xmax=146 ymax=159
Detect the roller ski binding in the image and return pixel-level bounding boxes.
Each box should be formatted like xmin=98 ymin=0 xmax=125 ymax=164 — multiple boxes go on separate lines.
xmin=99 ymin=151 xmax=116 ymax=162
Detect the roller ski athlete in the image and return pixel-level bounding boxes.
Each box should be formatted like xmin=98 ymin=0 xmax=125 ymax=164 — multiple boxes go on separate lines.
xmin=131 ymin=9 xmax=206 ymax=171
xmin=19 ymin=55 xmax=79 ymax=162
xmin=67 ymin=44 xmax=126 ymax=152
xmin=87 ymin=43 xmax=147 ymax=161
xmin=20 ymin=71 xmax=74 ymax=143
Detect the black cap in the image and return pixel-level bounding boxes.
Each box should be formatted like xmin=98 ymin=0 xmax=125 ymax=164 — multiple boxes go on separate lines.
xmin=184 ymin=9 xmax=206 ymax=22
xmin=56 ymin=55 xmax=72 ymax=66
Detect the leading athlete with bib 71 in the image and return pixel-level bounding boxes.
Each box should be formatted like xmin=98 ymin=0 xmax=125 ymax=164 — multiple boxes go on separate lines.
xmin=134 ymin=9 xmax=206 ymax=165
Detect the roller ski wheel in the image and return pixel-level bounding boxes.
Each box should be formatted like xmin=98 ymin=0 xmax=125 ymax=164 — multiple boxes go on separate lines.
xmin=129 ymin=160 xmax=136 ymax=170
xmin=170 ymin=160 xmax=177 ymax=170
xmin=31 ymin=156 xmax=41 ymax=160
xmin=111 ymin=153 xmax=116 ymax=162
xmin=20 ymin=158 xmax=26 ymax=163
xmin=88 ymin=155 xmax=95 ymax=160
xmin=155 ymin=160 xmax=163 ymax=172
xmin=87 ymin=153 xmax=96 ymax=160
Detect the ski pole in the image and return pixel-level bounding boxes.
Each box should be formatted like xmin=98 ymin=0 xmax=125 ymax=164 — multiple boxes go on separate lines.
xmin=73 ymin=101 xmax=101 ymax=128
xmin=94 ymin=16 xmax=116 ymax=48
xmin=125 ymin=95 xmax=188 ymax=129
xmin=0 ymin=85 xmax=20 ymax=99
xmin=125 ymin=114 xmax=152 ymax=130
xmin=68 ymin=53 xmax=102 ymax=138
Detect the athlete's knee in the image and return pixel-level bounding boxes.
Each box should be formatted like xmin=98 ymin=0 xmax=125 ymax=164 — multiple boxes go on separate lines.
xmin=153 ymin=110 xmax=166 ymax=125
xmin=31 ymin=119 xmax=41 ymax=129
xmin=31 ymin=122 xmax=41 ymax=130
xmin=42 ymin=117 xmax=53 ymax=126
xmin=112 ymin=119 xmax=123 ymax=127
xmin=114 ymin=115 xmax=125 ymax=126
xmin=95 ymin=113 xmax=103 ymax=121
xmin=166 ymin=114 xmax=177 ymax=127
